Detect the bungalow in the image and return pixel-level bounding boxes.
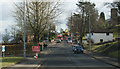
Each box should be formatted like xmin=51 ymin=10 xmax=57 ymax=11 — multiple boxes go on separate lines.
xmin=83 ymin=31 xmax=113 ymax=44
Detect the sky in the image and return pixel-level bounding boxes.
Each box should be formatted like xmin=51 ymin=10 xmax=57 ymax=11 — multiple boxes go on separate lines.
xmin=0 ymin=0 xmax=114 ymax=34
xmin=57 ymin=0 xmax=114 ymax=32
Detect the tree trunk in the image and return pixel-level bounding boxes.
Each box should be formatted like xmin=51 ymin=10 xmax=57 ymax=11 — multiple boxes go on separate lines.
xmin=33 ymin=33 xmax=37 ymax=44
xmin=37 ymin=34 xmax=39 ymax=43
xmin=79 ymin=36 xmax=83 ymax=45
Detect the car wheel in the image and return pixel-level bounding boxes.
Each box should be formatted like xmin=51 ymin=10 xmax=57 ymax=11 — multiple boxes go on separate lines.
xmin=74 ymin=52 xmax=76 ymax=54
xmin=81 ymin=51 xmax=83 ymax=53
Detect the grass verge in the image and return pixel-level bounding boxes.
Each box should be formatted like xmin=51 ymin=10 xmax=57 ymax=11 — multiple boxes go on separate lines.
xmin=0 ymin=57 xmax=23 ymax=68
xmin=85 ymin=41 xmax=120 ymax=59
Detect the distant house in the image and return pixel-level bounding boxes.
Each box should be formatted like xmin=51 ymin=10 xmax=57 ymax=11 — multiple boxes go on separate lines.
xmin=83 ymin=30 xmax=113 ymax=44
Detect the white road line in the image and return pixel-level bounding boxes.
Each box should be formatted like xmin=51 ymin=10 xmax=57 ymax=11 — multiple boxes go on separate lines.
xmin=35 ymin=64 xmax=41 ymax=69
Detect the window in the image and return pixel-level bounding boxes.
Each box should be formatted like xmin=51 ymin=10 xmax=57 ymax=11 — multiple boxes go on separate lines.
xmin=106 ymin=33 xmax=109 ymax=36
xmin=100 ymin=39 xmax=103 ymax=43
xmin=91 ymin=33 xmax=93 ymax=35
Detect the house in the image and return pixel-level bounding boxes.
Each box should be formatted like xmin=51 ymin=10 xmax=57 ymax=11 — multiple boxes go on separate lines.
xmin=83 ymin=30 xmax=113 ymax=44
xmin=82 ymin=8 xmax=118 ymax=44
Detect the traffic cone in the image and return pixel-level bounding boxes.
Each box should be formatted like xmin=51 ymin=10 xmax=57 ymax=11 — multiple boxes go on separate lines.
xmin=36 ymin=52 xmax=38 ymax=59
xmin=36 ymin=55 xmax=38 ymax=59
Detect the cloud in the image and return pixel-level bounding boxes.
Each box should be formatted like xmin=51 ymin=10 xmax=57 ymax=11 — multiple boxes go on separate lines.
xmin=0 ymin=20 xmax=15 ymax=33
xmin=0 ymin=2 xmax=14 ymax=21
xmin=0 ymin=0 xmax=114 ymax=33
xmin=92 ymin=0 xmax=113 ymax=19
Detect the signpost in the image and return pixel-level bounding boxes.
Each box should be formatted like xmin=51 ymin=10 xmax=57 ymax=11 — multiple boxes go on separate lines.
xmin=32 ymin=46 xmax=40 ymax=59
xmin=2 ymin=45 xmax=5 ymax=57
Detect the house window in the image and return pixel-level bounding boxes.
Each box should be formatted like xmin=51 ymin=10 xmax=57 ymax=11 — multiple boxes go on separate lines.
xmin=91 ymin=33 xmax=93 ymax=35
xmin=106 ymin=33 xmax=109 ymax=36
xmin=100 ymin=39 xmax=103 ymax=43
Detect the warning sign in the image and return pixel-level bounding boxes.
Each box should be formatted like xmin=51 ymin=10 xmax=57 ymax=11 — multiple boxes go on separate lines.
xmin=32 ymin=46 xmax=40 ymax=51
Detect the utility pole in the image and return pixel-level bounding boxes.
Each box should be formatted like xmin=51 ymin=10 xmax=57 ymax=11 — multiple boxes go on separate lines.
xmin=23 ymin=0 xmax=26 ymax=58
xmin=88 ymin=9 xmax=91 ymax=52
xmin=71 ymin=13 xmax=72 ymax=39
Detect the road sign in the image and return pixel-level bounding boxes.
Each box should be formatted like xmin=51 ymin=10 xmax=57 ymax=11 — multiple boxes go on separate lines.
xmin=32 ymin=46 xmax=40 ymax=51
xmin=2 ymin=45 xmax=5 ymax=52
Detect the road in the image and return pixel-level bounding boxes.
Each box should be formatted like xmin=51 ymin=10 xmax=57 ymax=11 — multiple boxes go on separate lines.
xmin=38 ymin=41 xmax=116 ymax=69
xmin=4 ymin=41 xmax=117 ymax=69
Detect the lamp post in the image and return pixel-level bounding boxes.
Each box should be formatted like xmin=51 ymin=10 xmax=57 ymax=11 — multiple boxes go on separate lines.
xmin=23 ymin=0 xmax=26 ymax=58
xmin=88 ymin=6 xmax=92 ymax=52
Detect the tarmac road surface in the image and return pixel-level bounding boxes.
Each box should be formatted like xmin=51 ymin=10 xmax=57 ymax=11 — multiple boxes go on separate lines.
xmin=38 ymin=41 xmax=116 ymax=69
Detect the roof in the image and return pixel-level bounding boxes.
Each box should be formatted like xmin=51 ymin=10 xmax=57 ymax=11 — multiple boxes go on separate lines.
xmin=91 ymin=31 xmax=113 ymax=33
xmin=86 ymin=29 xmax=113 ymax=33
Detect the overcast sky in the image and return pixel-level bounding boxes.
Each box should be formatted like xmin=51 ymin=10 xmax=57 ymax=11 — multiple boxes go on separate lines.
xmin=0 ymin=0 xmax=114 ymax=33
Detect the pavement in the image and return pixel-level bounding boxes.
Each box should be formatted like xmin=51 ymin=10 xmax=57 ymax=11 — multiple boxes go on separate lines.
xmin=84 ymin=50 xmax=120 ymax=68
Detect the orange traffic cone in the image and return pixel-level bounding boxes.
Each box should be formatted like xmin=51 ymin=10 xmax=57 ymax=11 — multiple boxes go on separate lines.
xmin=36 ymin=52 xmax=38 ymax=59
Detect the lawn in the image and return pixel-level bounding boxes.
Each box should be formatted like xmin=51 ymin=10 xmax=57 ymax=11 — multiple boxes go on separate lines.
xmin=0 ymin=57 xmax=23 ymax=68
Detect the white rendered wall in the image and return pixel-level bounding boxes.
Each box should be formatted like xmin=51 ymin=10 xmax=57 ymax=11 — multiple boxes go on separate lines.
xmin=86 ymin=33 xmax=113 ymax=43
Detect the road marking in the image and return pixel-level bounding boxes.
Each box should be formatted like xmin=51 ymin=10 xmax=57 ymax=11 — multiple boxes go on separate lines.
xmin=35 ymin=64 xmax=41 ymax=69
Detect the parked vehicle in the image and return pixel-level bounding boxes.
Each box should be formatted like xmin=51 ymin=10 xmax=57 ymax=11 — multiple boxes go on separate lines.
xmin=56 ymin=39 xmax=61 ymax=43
xmin=68 ymin=39 xmax=72 ymax=43
xmin=58 ymin=34 xmax=63 ymax=41
xmin=68 ymin=37 xmax=71 ymax=40
xmin=65 ymin=36 xmax=68 ymax=41
xmin=72 ymin=39 xmax=77 ymax=44
xmin=72 ymin=45 xmax=84 ymax=53
xmin=43 ymin=43 xmax=48 ymax=49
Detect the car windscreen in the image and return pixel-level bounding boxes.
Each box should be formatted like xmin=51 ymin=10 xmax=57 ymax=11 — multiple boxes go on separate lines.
xmin=68 ymin=40 xmax=71 ymax=41
xmin=75 ymin=46 xmax=83 ymax=49
xmin=58 ymin=37 xmax=62 ymax=38
xmin=68 ymin=38 xmax=71 ymax=40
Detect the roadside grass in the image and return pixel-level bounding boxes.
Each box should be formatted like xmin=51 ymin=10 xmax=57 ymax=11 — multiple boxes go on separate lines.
xmin=91 ymin=41 xmax=120 ymax=59
xmin=0 ymin=57 xmax=23 ymax=68
xmin=109 ymin=50 xmax=120 ymax=58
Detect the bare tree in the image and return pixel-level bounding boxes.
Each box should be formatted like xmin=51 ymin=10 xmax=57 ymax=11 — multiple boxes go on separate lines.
xmin=67 ymin=1 xmax=99 ymax=45
xmin=13 ymin=1 xmax=61 ymax=43
xmin=105 ymin=0 xmax=120 ymax=14
xmin=2 ymin=29 xmax=10 ymax=43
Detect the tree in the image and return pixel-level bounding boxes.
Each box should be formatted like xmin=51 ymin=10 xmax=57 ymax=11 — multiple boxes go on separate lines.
xmin=13 ymin=1 xmax=61 ymax=43
xmin=67 ymin=1 xmax=98 ymax=45
xmin=2 ymin=29 xmax=10 ymax=43
xmin=60 ymin=28 xmax=63 ymax=33
xmin=98 ymin=12 xmax=110 ymax=29
xmin=105 ymin=1 xmax=120 ymax=31
xmin=100 ymin=12 xmax=105 ymax=22
xmin=9 ymin=25 xmax=23 ymax=43
xmin=105 ymin=1 xmax=120 ymax=14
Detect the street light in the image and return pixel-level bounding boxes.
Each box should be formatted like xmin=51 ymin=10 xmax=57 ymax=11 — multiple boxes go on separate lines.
xmin=88 ymin=4 xmax=93 ymax=52
xmin=23 ymin=0 xmax=26 ymax=58
xmin=88 ymin=10 xmax=91 ymax=52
